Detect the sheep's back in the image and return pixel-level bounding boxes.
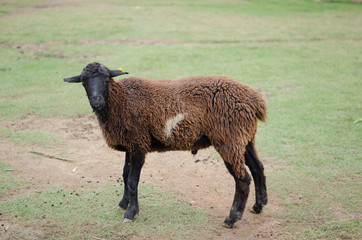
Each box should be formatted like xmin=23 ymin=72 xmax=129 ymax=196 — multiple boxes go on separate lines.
xmin=174 ymin=76 xmax=267 ymax=142
xmin=117 ymin=76 xmax=266 ymax=150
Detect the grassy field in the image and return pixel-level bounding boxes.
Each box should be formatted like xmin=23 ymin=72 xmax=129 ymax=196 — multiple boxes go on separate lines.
xmin=0 ymin=185 xmax=211 ymax=239
xmin=0 ymin=0 xmax=361 ymax=239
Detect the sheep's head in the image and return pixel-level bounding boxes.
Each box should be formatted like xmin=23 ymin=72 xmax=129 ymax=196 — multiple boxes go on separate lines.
xmin=64 ymin=62 xmax=128 ymax=110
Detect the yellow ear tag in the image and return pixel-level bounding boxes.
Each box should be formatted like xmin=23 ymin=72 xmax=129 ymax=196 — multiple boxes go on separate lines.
xmin=117 ymin=68 xmax=124 ymax=72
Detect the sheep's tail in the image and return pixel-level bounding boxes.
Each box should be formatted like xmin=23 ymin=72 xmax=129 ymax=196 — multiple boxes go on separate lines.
xmin=255 ymin=96 xmax=267 ymax=123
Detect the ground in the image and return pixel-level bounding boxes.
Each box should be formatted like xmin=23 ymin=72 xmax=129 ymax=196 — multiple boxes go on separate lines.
xmin=0 ymin=114 xmax=282 ymax=239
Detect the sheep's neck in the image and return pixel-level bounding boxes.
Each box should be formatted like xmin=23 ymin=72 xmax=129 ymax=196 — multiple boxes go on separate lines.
xmin=94 ymin=104 xmax=108 ymax=126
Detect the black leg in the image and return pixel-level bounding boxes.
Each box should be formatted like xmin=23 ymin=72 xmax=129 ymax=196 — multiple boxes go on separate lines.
xmin=212 ymin=142 xmax=250 ymax=228
xmin=123 ymin=151 xmax=145 ymax=222
xmin=223 ymin=161 xmax=251 ymax=228
xmin=245 ymin=142 xmax=268 ymax=214
xmin=118 ymin=152 xmax=131 ymax=210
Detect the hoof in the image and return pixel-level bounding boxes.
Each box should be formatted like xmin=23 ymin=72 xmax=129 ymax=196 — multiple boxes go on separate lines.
xmin=117 ymin=205 xmax=127 ymax=210
xmin=223 ymin=217 xmax=235 ymax=229
xmin=124 ymin=205 xmax=139 ymax=220
xmin=222 ymin=222 xmax=234 ymax=229
xmin=118 ymin=199 xmax=129 ymax=210
xmin=251 ymin=203 xmax=263 ymax=214
xmin=122 ymin=218 xmax=133 ymax=223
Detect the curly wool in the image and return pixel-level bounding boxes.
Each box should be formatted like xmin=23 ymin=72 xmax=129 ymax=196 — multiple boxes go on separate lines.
xmin=97 ymin=75 xmax=266 ymax=179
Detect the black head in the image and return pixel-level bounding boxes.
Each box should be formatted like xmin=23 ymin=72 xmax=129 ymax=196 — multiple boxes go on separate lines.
xmin=64 ymin=62 xmax=128 ymax=110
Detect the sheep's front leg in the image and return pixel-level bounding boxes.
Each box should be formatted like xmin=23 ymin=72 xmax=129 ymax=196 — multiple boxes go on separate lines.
xmin=118 ymin=152 xmax=131 ymax=209
xmin=123 ymin=152 xmax=145 ymax=222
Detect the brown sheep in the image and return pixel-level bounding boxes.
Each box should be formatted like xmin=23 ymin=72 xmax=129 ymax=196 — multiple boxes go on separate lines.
xmin=64 ymin=62 xmax=268 ymax=228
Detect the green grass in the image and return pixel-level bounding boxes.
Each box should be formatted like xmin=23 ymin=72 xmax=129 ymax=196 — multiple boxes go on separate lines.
xmin=0 ymin=0 xmax=360 ymax=44
xmin=0 ymin=185 xmax=213 ymax=239
xmin=0 ymin=0 xmax=361 ymax=239
xmin=0 ymin=162 xmax=20 ymax=196
xmin=0 ymin=0 xmax=44 ymax=16
xmin=0 ymin=126 xmax=63 ymax=148
xmin=303 ymin=220 xmax=361 ymax=240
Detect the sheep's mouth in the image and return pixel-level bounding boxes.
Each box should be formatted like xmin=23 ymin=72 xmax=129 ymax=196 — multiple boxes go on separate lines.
xmin=90 ymin=100 xmax=105 ymax=110
xmin=89 ymin=95 xmax=106 ymax=110
xmin=91 ymin=104 xmax=105 ymax=110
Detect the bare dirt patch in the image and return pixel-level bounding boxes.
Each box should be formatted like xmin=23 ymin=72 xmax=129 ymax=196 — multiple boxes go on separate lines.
xmin=1 ymin=114 xmax=283 ymax=239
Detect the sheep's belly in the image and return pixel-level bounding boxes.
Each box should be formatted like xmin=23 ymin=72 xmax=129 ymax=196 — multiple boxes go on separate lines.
xmin=151 ymin=130 xmax=211 ymax=152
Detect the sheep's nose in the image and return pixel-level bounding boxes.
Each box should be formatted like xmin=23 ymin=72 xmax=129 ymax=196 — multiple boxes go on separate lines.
xmin=89 ymin=96 xmax=105 ymax=109
xmin=90 ymin=96 xmax=101 ymax=102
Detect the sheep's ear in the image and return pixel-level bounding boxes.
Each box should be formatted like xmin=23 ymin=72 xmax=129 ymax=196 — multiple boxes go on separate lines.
xmin=108 ymin=68 xmax=129 ymax=77
xmin=64 ymin=75 xmax=81 ymax=83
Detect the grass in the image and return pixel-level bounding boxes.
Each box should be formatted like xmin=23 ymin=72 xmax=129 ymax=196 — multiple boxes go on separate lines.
xmin=0 ymin=0 xmax=360 ymax=44
xmin=0 ymin=0 xmax=44 ymax=16
xmin=0 ymin=0 xmax=361 ymax=239
xmin=0 ymin=185 xmax=213 ymax=239
xmin=303 ymin=220 xmax=361 ymax=240
xmin=0 ymin=162 xmax=20 ymax=196
xmin=0 ymin=126 xmax=63 ymax=147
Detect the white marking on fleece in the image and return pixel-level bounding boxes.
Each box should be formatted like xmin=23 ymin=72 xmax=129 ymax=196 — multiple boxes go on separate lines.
xmin=164 ymin=113 xmax=187 ymax=140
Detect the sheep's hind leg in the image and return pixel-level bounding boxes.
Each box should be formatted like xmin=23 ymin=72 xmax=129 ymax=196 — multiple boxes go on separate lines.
xmin=223 ymin=161 xmax=251 ymax=228
xmin=118 ymin=152 xmax=131 ymax=210
xmin=214 ymin=143 xmax=251 ymax=228
xmin=123 ymin=152 xmax=145 ymax=222
xmin=245 ymin=142 xmax=268 ymax=214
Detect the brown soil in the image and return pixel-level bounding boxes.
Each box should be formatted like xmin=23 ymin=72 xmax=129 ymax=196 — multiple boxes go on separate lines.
xmin=0 ymin=114 xmax=284 ymax=239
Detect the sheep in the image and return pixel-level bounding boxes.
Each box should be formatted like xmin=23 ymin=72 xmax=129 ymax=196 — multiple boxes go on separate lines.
xmin=64 ymin=62 xmax=268 ymax=228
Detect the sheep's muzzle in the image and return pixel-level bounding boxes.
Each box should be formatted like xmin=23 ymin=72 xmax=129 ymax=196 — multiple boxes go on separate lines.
xmin=89 ymin=95 xmax=105 ymax=110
